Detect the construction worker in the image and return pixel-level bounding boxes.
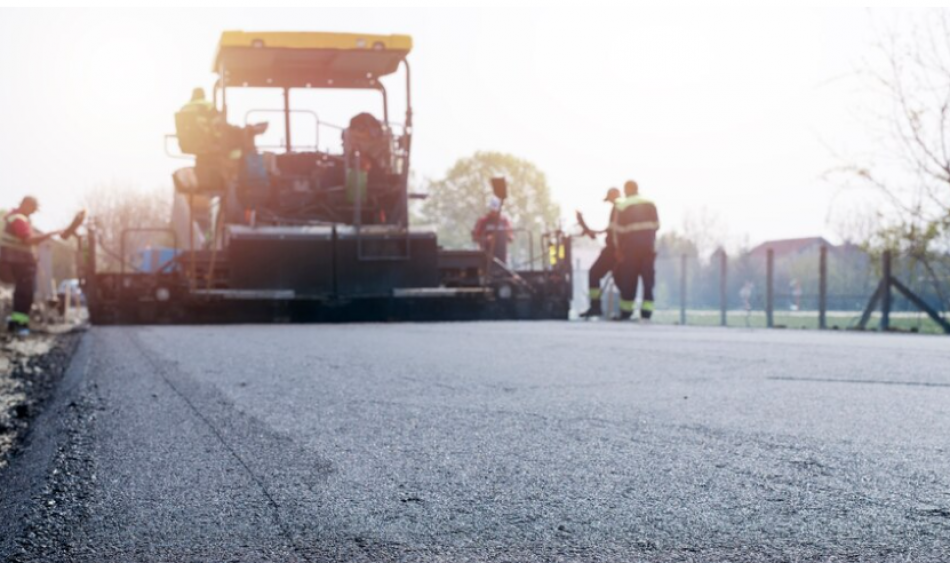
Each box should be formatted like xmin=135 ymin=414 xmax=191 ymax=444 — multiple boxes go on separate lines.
xmin=183 ymin=87 xmax=214 ymax=113
xmin=176 ymin=88 xmax=270 ymax=199
xmin=176 ymin=88 xmax=267 ymax=160
xmin=612 ymin=180 xmax=659 ymax=321
xmin=1 ymin=197 xmax=61 ymax=336
xmin=578 ymin=187 xmax=621 ymax=318
xmin=472 ymin=196 xmax=514 ymax=264
xmin=176 ymin=88 xmax=219 ymax=154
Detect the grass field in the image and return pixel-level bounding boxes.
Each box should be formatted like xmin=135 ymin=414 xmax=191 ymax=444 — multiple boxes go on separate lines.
xmin=649 ymin=309 xmax=950 ymax=334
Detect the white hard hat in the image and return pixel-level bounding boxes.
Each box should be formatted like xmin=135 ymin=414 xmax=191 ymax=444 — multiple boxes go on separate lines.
xmin=488 ymin=196 xmax=502 ymax=212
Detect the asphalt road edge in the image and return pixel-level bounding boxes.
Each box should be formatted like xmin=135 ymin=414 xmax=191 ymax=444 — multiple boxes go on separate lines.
xmin=0 ymin=332 xmax=93 ymax=562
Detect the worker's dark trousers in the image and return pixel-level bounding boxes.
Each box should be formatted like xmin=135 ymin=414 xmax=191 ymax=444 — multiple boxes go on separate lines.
xmin=9 ymin=262 xmax=36 ymax=323
xmin=587 ymin=246 xmax=616 ymax=299
xmin=616 ymin=248 xmax=655 ymax=319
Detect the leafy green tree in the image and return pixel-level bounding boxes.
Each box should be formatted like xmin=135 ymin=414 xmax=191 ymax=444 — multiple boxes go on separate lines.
xmin=421 ymin=152 xmax=561 ymax=267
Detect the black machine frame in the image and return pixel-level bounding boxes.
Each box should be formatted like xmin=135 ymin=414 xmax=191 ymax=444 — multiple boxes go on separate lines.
xmin=212 ymin=57 xmax=413 ymax=166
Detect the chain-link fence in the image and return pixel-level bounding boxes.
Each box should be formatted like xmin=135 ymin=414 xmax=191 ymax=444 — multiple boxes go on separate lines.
xmin=573 ymin=245 xmax=950 ymax=334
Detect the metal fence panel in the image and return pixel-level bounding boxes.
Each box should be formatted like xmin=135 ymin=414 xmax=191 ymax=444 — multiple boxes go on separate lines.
xmin=574 ymin=245 xmax=949 ymax=334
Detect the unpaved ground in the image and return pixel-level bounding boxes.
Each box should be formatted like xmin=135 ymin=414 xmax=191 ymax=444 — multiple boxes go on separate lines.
xmin=0 ymin=329 xmax=82 ymax=469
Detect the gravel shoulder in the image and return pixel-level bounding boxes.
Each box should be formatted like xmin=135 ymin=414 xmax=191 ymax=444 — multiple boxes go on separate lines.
xmin=0 ymin=329 xmax=86 ymax=561
xmin=0 ymin=329 xmax=83 ymax=469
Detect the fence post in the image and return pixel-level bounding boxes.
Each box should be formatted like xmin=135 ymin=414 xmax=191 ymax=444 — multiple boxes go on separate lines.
xmin=680 ymin=254 xmax=687 ymax=325
xmin=818 ymin=244 xmax=827 ymax=329
xmin=766 ymin=248 xmax=774 ymax=328
xmin=719 ymin=250 xmax=728 ymax=327
xmin=881 ymin=250 xmax=892 ymax=331
xmin=529 ymin=233 xmax=535 ymax=271
xmin=84 ymin=228 xmax=97 ymax=314
xmin=75 ymin=234 xmax=84 ymax=281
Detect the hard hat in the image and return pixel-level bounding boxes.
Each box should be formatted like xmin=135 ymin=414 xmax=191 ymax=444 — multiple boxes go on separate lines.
xmin=604 ymin=188 xmax=620 ymax=202
xmin=488 ymin=196 xmax=502 ymax=212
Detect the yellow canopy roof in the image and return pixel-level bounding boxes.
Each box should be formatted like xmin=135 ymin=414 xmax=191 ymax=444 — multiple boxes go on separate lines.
xmin=214 ymin=31 xmax=413 ymax=89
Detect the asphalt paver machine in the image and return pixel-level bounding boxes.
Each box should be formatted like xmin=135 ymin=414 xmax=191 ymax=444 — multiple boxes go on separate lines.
xmin=83 ymin=31 xmax=573 ymax=323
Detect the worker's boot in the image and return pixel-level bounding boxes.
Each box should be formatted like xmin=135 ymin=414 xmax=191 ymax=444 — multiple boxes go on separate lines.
xmin=640 ymin=301 xmax=654 ymax=324
xmin=611 ymin=311 xmax=633 ymax=321
xmin=579 ymin=300 xmax=602 ymax=319
xmin=7 ymin=317 xmax=28 ymax=337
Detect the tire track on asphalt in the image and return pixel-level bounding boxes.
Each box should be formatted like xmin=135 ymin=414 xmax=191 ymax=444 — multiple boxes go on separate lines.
xmin=768 ymin=376 xmax=950 ymax=388
xmin=125 ymin=330 xmax=312 ymax=563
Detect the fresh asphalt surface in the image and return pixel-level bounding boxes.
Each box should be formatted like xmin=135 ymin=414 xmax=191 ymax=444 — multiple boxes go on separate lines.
xmin=3 ymin=322 xmax=950 ymax=562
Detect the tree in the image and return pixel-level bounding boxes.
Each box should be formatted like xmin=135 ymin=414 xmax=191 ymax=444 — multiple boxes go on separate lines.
xmin=681 ymin=206 xmax=728 ymax=263
xmin=81 ymin=183 xmax=173 ymax=272
xmin=835 ymin=11 xmax=950 ymax=310
xmin=655 ymin=231 xmax=700 ymax=259
xmin=421 ymin=152 xmax=561 ymax=268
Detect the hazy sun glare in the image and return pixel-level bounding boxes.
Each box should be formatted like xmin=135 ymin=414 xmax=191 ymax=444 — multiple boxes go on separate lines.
xmin=0 ymin=8 xmax=897 ymax=246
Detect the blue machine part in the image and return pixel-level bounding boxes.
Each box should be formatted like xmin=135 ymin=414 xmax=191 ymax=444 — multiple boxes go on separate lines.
xmin=135 ymin=247 xmax=180 ymax=273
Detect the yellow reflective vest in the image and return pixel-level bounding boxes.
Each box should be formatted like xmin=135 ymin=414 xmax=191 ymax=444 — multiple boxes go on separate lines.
xmin=611 ymin=195 xmax=659 ymax=249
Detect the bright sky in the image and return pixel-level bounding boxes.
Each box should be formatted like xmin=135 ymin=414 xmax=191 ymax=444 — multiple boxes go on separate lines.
xmin=0 ymin=8 xmax=901 ymax=245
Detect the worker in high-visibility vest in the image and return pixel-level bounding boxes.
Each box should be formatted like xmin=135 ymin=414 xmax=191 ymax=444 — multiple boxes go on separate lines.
xmin=612 ymin=180 xmax=659 ymax=321
xmin=176 ymin=88 xmax=220 ymax=155
xmin=181 ymin=87 xmax=216 ymax=115
xmin=1 ymin=196 xmax=62 ymax=336
xmin=176 ymin=88 xmax=268 ymax=160
xmin=578 ymin=187 xmax=620 ymax=318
